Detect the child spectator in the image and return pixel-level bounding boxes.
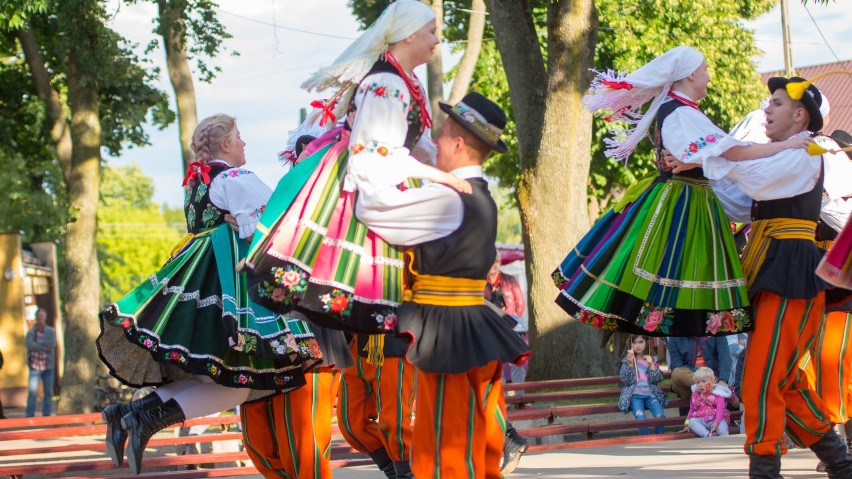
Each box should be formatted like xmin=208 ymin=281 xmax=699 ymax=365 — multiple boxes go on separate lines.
xmin=618 ymin=335 xmax=669 ymax=435
xmin=682 ymin=366 xmax=731 ymax=438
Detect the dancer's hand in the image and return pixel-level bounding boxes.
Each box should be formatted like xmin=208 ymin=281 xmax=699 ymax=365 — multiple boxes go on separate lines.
xmin=783 ymin=135 xmax=814 ymax=151
xmin=224 ymin=214 xmax=239 ymax=231
xmin=444 ymin=176 xmax=473 ymax=194
xmin=663 ymin=150 xmax=701 ymax=174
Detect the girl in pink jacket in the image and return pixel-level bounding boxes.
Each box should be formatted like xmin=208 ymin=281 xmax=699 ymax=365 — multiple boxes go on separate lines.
xmin=683 ymin=366 xmax=731 ymax=437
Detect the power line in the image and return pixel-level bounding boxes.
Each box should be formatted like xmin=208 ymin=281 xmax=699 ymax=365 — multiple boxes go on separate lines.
xmin=802 ymin=4 xmax=849 ymax=69
xmin=216 ymin=8 xmax=356 ymax=41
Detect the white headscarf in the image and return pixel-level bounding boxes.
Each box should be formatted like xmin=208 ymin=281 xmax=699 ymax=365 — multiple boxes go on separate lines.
xmin=301 ymin=0 xmax=434 ymax=106
xmin=584 ymin=45 xmax=705 ymax=163
xmin=819 ymin=92 xmax=831 ymax=119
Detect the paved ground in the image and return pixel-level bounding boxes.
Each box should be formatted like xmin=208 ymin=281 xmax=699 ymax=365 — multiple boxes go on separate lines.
xmin=2 ymin=405 xmax=829 ymax=478
xmin=223 ymin=435 xmax=826 ymax=479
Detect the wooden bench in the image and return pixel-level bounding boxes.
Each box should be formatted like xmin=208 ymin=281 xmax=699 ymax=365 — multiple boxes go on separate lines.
xmin=0 ymin=373 xmax=741 ymax=477
xmin=504 ymin=373 xmax=743 ymax=451
xmin=0 ymin=412 xmax=371 ymax=478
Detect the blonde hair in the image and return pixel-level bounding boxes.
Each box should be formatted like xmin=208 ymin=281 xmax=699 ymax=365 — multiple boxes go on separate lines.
xmin=191 ymin=114 xmax=238 ymax=163
xmin=693 ymin=366 xmax=716 ymax=383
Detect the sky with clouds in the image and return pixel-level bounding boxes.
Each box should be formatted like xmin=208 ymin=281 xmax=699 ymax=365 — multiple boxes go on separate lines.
xmin=106 ymin=0 xmax=852 ymax=208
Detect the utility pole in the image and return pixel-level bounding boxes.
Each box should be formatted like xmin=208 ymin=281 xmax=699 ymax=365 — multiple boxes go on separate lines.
xmin=780 ymin=0 xmax=794 ymax=76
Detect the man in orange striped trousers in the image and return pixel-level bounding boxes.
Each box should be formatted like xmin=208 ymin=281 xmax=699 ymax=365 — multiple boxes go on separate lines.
xmin=703 ymin=77 xmax=852 ymax=478
xmin=337 ymin=335 xmax=416 ymax=478
xmin=356 ymin=92 xmax=529 ymax=478
xmin=240 ymin=367 xmax=341 ymax=479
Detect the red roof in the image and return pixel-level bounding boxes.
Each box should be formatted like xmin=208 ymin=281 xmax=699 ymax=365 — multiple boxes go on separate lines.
xmin=761 ymin=60 xmax=852 ymax=136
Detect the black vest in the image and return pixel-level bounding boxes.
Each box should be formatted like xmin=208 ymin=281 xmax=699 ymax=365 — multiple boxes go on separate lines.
xmin=655 ymin=99 xmax=706 ymax=180
xmin=751 ymin=159 xmax=824 ymax=222
xmin=347 ymin=58 xmax=426 ymax=150
xmin=183 ymin=162 xmax=231 ymax=234
xmin=411 ymin=178 xmax=497 ymax=279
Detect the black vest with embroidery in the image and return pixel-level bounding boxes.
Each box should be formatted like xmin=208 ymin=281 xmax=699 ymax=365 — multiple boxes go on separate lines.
xmin=347 ymin=58 xmax=426 ymax=150
xmin=411 ymin=178 xmax=497 ymax=279
xmin=655 ymin=99 xmax=706 ymax=180
xmin=183 ymin=162 xmax=232 ymax=234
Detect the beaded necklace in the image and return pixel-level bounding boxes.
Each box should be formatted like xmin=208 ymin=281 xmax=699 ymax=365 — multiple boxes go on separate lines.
xmin=667 ymin=91 xmax=701 ymax=111
xmin=384 ymin=51 xmax=432 ymax=130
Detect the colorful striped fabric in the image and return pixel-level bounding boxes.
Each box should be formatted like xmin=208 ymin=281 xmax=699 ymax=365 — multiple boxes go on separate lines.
xmin=412 ymin=362 xmax=505 ymax=479
xmin=742 ymin=292 xmax=833 ymax=455
xmin=240 ymin=368 xmax=341 ymax=479
xmin=553 ymin=174 xmax=750 ymax=336
xmin=97 ymin=224 xmax=321 ymax=391
xmin=244 ymin=132 xmax=409 ymax=333
xmin=741 ymin=218 xmax=817 ymax=288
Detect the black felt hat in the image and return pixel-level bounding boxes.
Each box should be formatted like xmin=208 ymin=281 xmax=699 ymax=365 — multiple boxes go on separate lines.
xmin=830 ymin=129 xmax=852 ymax=159
xmin=439 ymin=92 xmax=508 ymax=153
xmin=767 ymin=76 xmax=823 ymax=133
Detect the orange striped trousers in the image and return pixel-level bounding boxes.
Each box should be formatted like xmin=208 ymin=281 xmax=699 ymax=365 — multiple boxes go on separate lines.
xmin=800 ymin=311 xmax=852 ymax=424
xmin=336 ymin=340 xmax=416 ymax=461
xmin=240 ymin=367 xmax=341 ymax=479
xmin=412 ymin=361 xmax=505 ymax=479
xmin=743 ymin=292 xmax=834 ymax=455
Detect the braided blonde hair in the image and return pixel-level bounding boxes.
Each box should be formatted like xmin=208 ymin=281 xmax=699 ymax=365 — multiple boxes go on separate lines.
xmin=190 ymin=114 xmax=238 ymax=163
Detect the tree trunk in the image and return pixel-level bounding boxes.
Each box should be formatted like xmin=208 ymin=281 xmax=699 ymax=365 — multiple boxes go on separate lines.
xmin=424 ymin=0 xmax=445 ymax=135
xmin=159 ymin=0 xmax=198 ymax=172
xmin=447 ymin=0 xmax=486 ymax=105
xmin=488 ymin=0 xmax=610 ymax=379
xmin=57 ymin=10 xmax=103 ymax=414
xmin=15 ymin=27 xmax=73 ymax=181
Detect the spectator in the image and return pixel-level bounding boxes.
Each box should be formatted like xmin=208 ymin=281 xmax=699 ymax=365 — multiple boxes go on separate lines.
xmin=725 ymin=333 xmax=747 ymax=402
xmin=618 ymin=335 xmax=669 ymax=435
xmin=25 ymin=308 xmax=56 ymax=417
xmin=681 ymin=367 xmax=731 ymax=438
xmin=667 ymin=336 xmax=733 ymax=408
xmin=485 ymin=252 xmax=528 ymax=385
xmin=485 ymin=252 xmax=530 ymax=474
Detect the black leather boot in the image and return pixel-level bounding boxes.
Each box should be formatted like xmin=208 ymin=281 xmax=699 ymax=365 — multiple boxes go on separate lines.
xmin=102 ymin=393 xmax=162 ymax=466
xmin=502 ymin=427 xmax=530 ymax=475
xmin=809 ymin=429 xmax=852 ymax=479
xmin=748 ymin=454 xmax=782 ymax=479
xmin=367 ymin=448 xmax=397 ymax=479
xmin=122 ymin=398 xmax=186 ymax=474
xmin=393 ymin=460 xmax=414 ymax=479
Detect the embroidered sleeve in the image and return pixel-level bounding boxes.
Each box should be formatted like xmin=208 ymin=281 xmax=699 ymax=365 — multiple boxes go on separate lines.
xmin=348 ymin=72 xmax=436 ymax=190
xmin=210 ymin=169 xmax=273 ymax=238
xmin=661 ymin=107 xmax=745 ymax=165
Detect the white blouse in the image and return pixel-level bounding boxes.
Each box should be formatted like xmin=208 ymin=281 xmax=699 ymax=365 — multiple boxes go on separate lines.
xmin=347 ymin=71 xmax=437 ymax=193
xmin=660 ymin=98 xmax=748 ymax=168
xmin=355 ymin=166 xmax=481 ymax=246
xmin=658 ymin=97 xmax=752 ymax=221
xmin=207 ymin=161 xmax=272 ymax=239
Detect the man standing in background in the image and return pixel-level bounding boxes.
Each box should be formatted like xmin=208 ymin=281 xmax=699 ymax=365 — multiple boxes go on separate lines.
xmin=25 ymin=308 xmax=56 ymax=417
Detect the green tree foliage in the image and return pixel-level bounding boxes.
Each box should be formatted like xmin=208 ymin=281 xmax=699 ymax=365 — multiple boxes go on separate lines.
xmin=137 ymin=0 xmax=235 ymax=83
xmin=0 ymin=36 xmax=68 ymax=242
xmin=98 ymin=165 xmax=182 ymax=303
xmin=2 ymin=0 xmax=175 ymax=412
